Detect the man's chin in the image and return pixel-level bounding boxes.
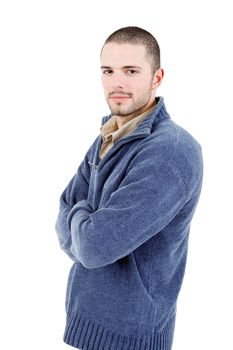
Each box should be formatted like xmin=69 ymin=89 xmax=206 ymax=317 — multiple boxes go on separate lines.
xmin=107 ymin=101 xmax=133 ymax=116
xmin=111 ymin=110 xmax=133 ymax=117
xmin=109 ymin=105 xmax=134 ymax=117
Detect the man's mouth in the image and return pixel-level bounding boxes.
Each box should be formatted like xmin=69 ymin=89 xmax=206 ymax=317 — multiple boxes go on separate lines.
xmin=109 ymin=93 xmax=131 ymax=101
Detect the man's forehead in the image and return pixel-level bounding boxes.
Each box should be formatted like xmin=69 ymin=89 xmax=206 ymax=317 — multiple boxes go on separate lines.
xmin=101 ymin=43 xmax=148 ymax=66
xmin=102 ymin=42 xmax=146 ymax=55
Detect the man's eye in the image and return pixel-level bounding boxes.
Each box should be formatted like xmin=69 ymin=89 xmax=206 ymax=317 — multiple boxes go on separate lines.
xmin=126 ymin=69 xmax=137 ymax=75
xmin=103 ymin=70 xmax=113 ymax=74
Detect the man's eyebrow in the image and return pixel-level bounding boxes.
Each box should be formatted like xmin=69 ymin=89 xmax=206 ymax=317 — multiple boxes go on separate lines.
xmin=123 ymin=65 xmax=142 ymax=69
xmin=101 ymin=66 xmax=112 ymax=69
xmin=100 ymin=65 xmax=142 ymax=69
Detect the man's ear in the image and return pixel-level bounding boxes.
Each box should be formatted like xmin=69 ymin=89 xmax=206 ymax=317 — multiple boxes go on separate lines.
xmin=152 ymin=68 xmax=164 ymax=90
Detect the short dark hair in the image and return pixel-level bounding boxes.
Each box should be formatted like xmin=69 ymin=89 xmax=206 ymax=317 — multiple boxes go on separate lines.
xmin=102 ymin=26 xmax=160 ymax=75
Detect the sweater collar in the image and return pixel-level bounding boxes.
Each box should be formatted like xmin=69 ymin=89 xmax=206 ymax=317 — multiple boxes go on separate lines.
xmin=100 ymin=100 xmax=157 ymax=144
xmin=100 ymin=96 xmax=170 ymax=138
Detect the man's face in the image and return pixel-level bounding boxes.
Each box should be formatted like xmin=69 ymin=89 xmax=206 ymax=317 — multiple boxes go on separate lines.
xmin=101 ymin=43 xmax=156 ymax=117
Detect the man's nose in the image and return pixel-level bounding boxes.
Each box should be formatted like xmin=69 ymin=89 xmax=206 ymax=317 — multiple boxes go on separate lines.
xmin=110 ymin=72 xmax=126 ymax=89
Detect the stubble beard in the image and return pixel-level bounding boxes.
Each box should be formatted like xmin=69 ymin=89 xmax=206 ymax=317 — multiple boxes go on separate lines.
xmin=107 ymin=88 xmax=153 ymax=117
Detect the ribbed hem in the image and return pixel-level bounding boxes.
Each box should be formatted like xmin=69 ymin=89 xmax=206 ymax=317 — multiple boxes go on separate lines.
xmin=63 ymin=311 xmax=176 ymax=350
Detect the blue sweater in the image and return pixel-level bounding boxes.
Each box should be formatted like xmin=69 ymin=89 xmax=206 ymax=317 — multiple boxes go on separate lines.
xmin=55 ymin=96 xmax=203 ymax=350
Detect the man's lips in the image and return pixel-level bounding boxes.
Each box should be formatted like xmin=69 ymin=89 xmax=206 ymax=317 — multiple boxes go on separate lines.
xmin=109 ymin=94 xmax=131 ymax=100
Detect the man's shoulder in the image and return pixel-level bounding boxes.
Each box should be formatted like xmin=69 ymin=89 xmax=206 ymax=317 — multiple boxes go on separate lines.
xmin=150 ymin=118 xmax=202 ymax=156
xmin=138 ymin=119 xmax=203 ymax=188
xmin=156 ymin=119 xmax=203 ymax=190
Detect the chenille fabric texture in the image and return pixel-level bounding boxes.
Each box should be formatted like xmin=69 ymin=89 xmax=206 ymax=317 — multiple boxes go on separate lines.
xmin=55 ymin=96 xmax=203 ymax=350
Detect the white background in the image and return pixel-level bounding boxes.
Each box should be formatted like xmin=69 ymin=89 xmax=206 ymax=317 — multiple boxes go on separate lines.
xmin=0 ymin=1 xmax=232 ymax=349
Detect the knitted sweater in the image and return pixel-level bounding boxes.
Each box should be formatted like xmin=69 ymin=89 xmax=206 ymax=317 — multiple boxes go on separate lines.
xmin=55 ymin=96 xmax=203 ymax=350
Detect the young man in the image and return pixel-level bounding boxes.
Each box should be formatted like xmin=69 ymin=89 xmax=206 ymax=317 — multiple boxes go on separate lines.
xmin=55 ymin=26 xmax=203 ymax=350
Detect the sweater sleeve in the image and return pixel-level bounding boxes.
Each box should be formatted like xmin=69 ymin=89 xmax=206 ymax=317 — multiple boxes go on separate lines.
xmin=55 ymin=154 xmax=91 ymax=261
xmin=66 ymin=153 xmax=188 ymax=269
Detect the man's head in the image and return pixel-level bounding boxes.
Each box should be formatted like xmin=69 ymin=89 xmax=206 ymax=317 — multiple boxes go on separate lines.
xmin=100 ymin=26 xmax=164 ymax=119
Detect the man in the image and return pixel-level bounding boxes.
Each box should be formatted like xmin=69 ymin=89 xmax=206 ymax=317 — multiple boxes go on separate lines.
xmin=55 ymin=26 xmax=203 ymax=350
